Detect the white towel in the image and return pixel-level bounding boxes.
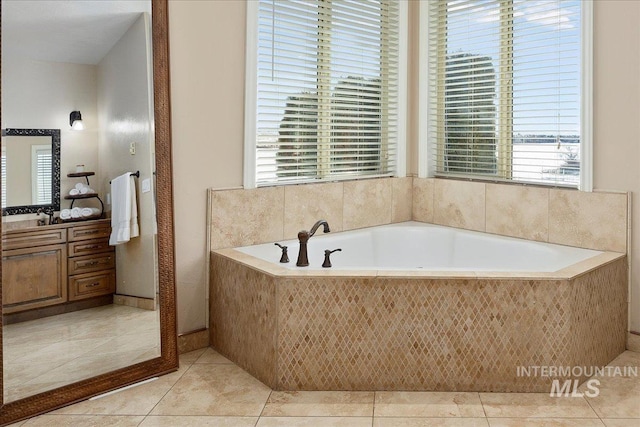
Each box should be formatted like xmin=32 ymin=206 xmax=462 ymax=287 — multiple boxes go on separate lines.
xmin=109 ymin=172 xmax=139 ymax=245
xmin=75 ymin=183 xmax=84 ymax=191
xmin=69 ymin=188 xmax=80 ymax=196
xmin=60 ymin=209 xmax=72 ymax=220
xmin=71 ymin=207 xmax=82 ymax=218
xmin=81 ymin=207 xmax=100 ymax=217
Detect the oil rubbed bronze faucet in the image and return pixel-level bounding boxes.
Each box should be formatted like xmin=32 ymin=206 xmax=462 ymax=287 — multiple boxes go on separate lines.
xmin=296 ymin=220 xmax=330 ymax=266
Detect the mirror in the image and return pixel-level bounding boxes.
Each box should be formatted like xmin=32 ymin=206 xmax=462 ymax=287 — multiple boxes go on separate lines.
xmin=1 ymin=128 xmax=61 ymax=215
xmin=0 ymin=0 xmax=177 ymax=424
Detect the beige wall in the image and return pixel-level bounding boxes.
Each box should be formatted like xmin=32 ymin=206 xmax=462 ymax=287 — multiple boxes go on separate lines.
xmin=169 ymin=0 xmax=246 ymax=333
xmin=168 ymin=0 xmax=640 ymax=334
xmin=1 ymin=55 xmax=100 ymax=209
xmin=593 ymin=0 xmax=640 ymax=332
xmin=98 ymin=13 xmax=157 ymax=299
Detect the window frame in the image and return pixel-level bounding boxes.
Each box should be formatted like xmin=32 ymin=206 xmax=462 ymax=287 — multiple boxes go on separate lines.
xmin=243 ymin=0 xmax=408 ymax=189
xmin=418 ymin=0 xmax=593 ymax=191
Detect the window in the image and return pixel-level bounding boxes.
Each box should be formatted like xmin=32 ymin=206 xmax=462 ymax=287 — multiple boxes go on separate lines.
xmin=421 ymin=0 xmax=591 ymax=189
xmin=245 ymin=0 xmax=406 ymax=188
xmin=31 ymin=145 xmax=52 ymax=205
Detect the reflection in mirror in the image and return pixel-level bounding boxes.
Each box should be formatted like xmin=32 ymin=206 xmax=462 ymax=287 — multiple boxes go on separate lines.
xmin=1 ymin=128 xmax=61 ymax=214
xmin=1 ymin=0 xmax=162 ymax=404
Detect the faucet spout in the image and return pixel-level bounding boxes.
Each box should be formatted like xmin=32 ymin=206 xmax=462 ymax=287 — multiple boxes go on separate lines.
xmin=296 ymin=220 xmax=330 ymax=267
xmin=309 ymin=220 xmax=330 ymax=237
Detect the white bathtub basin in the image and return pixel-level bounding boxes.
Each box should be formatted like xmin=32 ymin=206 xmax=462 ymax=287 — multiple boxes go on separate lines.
xmin=235 ymin=221 xmax=601 ymax=272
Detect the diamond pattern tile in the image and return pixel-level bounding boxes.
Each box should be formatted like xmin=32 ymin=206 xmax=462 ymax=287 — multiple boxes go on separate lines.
xmin=210 ymin=253 xmax=627 ymax=392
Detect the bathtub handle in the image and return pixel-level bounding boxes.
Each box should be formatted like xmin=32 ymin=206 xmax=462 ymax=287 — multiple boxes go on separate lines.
xmin=322 ymin=248 xmax=342 ymax=268
xmin=274 ymin=243 xmax=289 ymax=263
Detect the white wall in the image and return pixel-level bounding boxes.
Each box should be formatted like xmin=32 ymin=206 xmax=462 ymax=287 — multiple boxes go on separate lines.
xmin=168 ymin=0 xmax=640 ymax=335
xmin=1 ymin=54 xmax=100 ymax=207
xmin=97 ymin=13 xmax=157 ymax=300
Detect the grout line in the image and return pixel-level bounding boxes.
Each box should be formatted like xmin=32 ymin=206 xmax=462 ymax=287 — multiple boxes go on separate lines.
xmin=581 ymin=393 xmax=603 ymax=422
xmin=478 ymin=391 xmax=488 ymax=418
xmin=258 ymin=390 xmax=273 ymax=419
xmin=372 ymin=390 xmax=377 ymax=424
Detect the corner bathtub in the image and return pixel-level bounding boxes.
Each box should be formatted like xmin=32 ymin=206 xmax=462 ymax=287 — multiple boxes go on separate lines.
xmin=210 ymin=221 xmax=627 ymax=392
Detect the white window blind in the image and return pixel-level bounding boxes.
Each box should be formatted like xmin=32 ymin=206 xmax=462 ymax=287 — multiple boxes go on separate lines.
xmin=253 ymin=0 xmax=401 ymax=186
xmin=31 ymin=145 xmax=52 ymax=205
xmin=426 ymin=0 xmax=582 ymax=187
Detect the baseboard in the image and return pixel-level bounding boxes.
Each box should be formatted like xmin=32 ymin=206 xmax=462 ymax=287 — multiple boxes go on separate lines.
xmin=178 ymin=328 xmax=209 ymax=354
xmin=113 ymin=294 xmax=156 ymax=311
xmin=628 ymin=331 xmax=640 ymax=352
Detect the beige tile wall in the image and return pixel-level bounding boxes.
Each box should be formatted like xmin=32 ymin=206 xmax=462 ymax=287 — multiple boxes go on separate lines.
xmin=413 ymin=178 xmax=629 ymax=253
xmin=209 ymin=176 xmax=628 ymax=253
xmin=210 ymin=252 xmax=627 ymax=392
xmin=209 ymin=177 xmax=413 ymax=250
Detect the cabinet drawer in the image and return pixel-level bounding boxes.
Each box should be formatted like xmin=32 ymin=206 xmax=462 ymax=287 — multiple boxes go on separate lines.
xmin=68 ymin=222 xmax=111 ymax=242
xmin=2 ymin=228 xmax=66 ymax=250
xmin=69 ymin=271 xmax=115 ymax=301
xmin=68 ymin=253 xmax=115 ymax=275
xmin=68 ymin=238 xmax=112 ymax=256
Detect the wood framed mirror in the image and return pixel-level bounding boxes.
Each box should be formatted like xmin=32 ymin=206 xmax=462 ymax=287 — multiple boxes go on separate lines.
xmin=0 ymin=0 xmax=178 ymax=424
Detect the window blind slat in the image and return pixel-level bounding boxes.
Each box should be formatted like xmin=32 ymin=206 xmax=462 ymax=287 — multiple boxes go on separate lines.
xmin=255 ymin=0 xmax=400 ymax=186
xmin=428 ymin=0 xmax=581 ymax=187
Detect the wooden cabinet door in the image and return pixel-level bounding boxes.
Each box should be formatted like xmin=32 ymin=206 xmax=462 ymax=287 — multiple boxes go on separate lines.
xmin=2 ymin=244 xmax=68 ymax=314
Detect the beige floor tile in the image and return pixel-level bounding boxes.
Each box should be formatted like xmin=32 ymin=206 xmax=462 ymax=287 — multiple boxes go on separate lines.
xmin=195 ymin=348 xmax=234 ymax=364
xmin=52 ymin=365 xmax=189 ymax=416
xmin=4 ymin=304 xmax=160 ymax=402
xmin=480 ymin=393 xmax=598 ymax=418
xmin=256 ymin=417 xmax=373 ymax=427
xmin=579 ymin=351 xmax=640 ymax=419
xmin=139 ymin=415 xmax=258 ymax=426
xmin=22 ymin=414 xmax=144 ymax=426
xmin=150 ymin=364 xmax=271 ymax=416
xmin=262 ymin=391 xmax=374 ymax=417
xmin=487 ymin=419 xmax=605 ymax=427
xmin=374 ymin=418 xmax=490 ymax=426
xmin=601 ymin=420 xmax=640 ymax=427
xmin=582 ymin=376 xmax=640 ymax=418
xmin=605 ymin=350 xmax=640 ymax=367
xmin=179 ymin=348 xmax=207 ymax=366
xmin=375 ymin=391 xmax=485 ymax=418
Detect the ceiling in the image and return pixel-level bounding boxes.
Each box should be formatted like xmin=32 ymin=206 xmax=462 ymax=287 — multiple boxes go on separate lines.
xmin=2 ymin=0 xmax=151 ymax=65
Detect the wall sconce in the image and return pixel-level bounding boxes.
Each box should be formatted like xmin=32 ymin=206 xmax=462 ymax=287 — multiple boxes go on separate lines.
xmin=70 ymin=111 xmax=84 ymax=130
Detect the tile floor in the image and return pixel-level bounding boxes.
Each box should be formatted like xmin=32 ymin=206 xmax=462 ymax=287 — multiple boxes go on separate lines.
xmin=3 ymin=304 xmax=160 ymax=402
xmin=11 ymin=347 xmax=640 ymax=427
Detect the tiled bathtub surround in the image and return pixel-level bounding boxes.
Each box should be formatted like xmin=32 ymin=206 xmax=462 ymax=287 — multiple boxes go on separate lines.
xmin=209 ymin=176 xmax=631 ymax=391
xmin=413 ymin=178 xmax=629 ymax=253
xmin=208 ymin=177 xmax=628 ymax=253
xmin=208 ymin=177 xmax=413 ymax=250
xmin=210 ymin=251 xmax=627 ymax=392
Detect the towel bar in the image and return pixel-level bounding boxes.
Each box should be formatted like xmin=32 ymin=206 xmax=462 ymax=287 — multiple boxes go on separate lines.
xmin=110 ymin=171 xmax=140 ymax=184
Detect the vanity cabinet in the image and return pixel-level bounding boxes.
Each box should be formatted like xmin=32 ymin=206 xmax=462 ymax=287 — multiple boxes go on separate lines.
xmin=3 ymin=243 xmax=67 ymax=314
xmin=2 ymin=219 xmax=115 ymax=316
xmin=67 ymin=220 xmax=115 ymax=301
